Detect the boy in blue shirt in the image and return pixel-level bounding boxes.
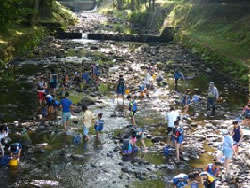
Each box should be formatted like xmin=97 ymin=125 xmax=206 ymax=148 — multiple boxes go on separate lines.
xmin=60 ymin=92 xmax=73 ymax=131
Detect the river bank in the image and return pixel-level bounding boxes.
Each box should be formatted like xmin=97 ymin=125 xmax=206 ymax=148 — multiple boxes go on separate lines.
xmin=0 ymin=2 xmax=249 ymax=188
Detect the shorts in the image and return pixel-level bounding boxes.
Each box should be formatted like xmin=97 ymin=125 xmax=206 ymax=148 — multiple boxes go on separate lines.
xmin=223 ymin=149 xmax=233 ymax=159
xmin=167 ymin=127 xmax=174 ymax=135
xmin=130 ymin=111 xmax=136 ymax=116
xmin=83 ymin=126 xmax=89 ymax=136
xmin=38 ymin=91 xmax=45 ymax=100
xmin=50 ymin=82 xmax=57 ymax=89
xmin=146 ymin=84 xmax=151 ymax=90
xmin=136 ymin=133 xmax=145 ymax=140
xmin=176 ymin=135 xmax=183 ymax=144
xmin=62 ymin=112 xmax=71 ymax=122
xmin=117 ymin=88 xmax=125 ymax=95
xmin=207 ymin=97 xmax=216 ymax=106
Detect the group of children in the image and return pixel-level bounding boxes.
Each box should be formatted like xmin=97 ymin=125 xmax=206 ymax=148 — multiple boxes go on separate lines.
xmin=36 ymin=64 xmax=101 ymax=119
xmin=173 ymin=162 xmax=222 ymax=188
xmin=0 ymin=125 xmax=22 ymax=167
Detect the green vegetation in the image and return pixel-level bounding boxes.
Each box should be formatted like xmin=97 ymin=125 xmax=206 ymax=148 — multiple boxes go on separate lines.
xmin=0 ymin=0 xmax=77 ymax=67
xmin=102 ymin=0 xmax=250 ymax=84
xmin=98 ymin=83 xmax=110 ymax=95
xmin=172 ymin=2 xmax=250 ymax=84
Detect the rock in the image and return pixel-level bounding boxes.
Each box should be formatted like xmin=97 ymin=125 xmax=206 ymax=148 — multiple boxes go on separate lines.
xmin=80 ymin=97 xmax=95 ymax=106
xmin=151 ymin=136 xmax=162 ymax=143
xmin=206 ymin=67 xmax=212 ymax=73
xmin=71 ymin=154 xmax=84 ymax=160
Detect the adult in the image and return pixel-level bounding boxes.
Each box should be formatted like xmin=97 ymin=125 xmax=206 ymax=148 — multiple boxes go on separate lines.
xmin=240 ymin=100 xmax=250 ymax=126
xmin=37 ymin=76 xmax=47 ymax=105
xmin=60 ymin=92 xmax=73 ymax=131
xmin=144 ymin=71 xmax=153 ymax=98
xmin=232 ymin=120 xmax=243 ymax=158
xmin=207 ymin=82 xmax=219 ymax=115
xmin=174 ymin=69 xmax=184 ymax=90
xmin=217 ymin=130 xmax=234 ymax=179
xmin=116 ymin=75 xmax=126 ymax=105
xmin=82 ymin=105 xmax=94 ymax=141
xmin=166 ymin=107 xmax=179 ymax=136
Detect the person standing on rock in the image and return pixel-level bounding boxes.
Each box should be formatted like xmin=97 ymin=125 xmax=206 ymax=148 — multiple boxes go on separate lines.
xmin=166 ymin=107 xmax=179 ymax=140
xmin=144 ymin=70 xmax=153 ymax=98
xmin=172 ymin=120 xmax=183 ymax=162
xmin=82 ymin=105 xmax=94 ymax=141
xmin=94 ymin=113 xmax=104 ymax=139
xmin=49 ymin=69 xmax=58 ymax=95
xmin=207 ymin=82 xmax=219 ymax=115
xmin=127 ymin=95 xmax=137 ymax=127
xmin=60 ymin=92 xmax=73 ymax=131
xmin=174 ymin=69 xmax=184 ymax=90
xmin=37 ymin=76 xmax=47 ymax=106
xmin=182 ymin=89 xmax=191 ymax=117
xmin=240 ymin=100 xmax=250 ymax=126
xmin=232 ymin=120 xmax=244 ymax=158
xmin=217 ymin=130 xmax=234 ymax=179
xmin=116 ymin=75 xmax=126 ymax=105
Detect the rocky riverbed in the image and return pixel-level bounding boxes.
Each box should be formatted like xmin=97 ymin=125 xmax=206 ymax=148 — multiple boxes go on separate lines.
xmin=0 ymin=5 xmax=249 ymax=188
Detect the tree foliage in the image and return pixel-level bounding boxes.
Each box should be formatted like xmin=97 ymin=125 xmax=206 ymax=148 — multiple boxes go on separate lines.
xmin=0 ymin=0 xmax=54 ymax=32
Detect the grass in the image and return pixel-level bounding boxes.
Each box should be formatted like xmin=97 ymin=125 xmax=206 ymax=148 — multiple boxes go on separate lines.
xmin=173 ymin=2 xmax=250 ymax=64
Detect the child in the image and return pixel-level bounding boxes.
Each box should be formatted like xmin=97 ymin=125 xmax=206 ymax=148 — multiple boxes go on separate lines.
xmin=173 ymin=173 xmax=189 ymax=188
xmin=127 ymin=95 xmax=137 ymax=127
xmin=131 ymin=129 xmax=147 ymax=152
xmin=82 ymin=105 xmax=94 ymax=141
xmin=144 ymin=71 xmax=153 ymax=98
xmin=182 ymin=89 xmax=191 ymax=116
xmin=94 ymin=113 xmax=104 ymax=139
xmin=139 ymin=83 xmax=145 ymax=99
xmin=172 ymin=120 xmax=184 ymax=162
xmin=116 ymin=75 xmax=126 ymax=105
xmin=232 ymin=120 xmax=244 ymax=158
xmin=122 ymin=135 xmax=133 ymax=155
xmin=8 ymin=143 xmax=22 ymax=161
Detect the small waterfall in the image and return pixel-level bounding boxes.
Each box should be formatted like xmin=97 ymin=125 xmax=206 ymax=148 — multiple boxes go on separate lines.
xmin=82 ymin=33 xmax=88 ymax=39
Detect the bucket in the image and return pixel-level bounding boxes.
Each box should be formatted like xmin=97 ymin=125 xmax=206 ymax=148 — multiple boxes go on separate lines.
xmin=125 ymin=89 xmax=130 ymax=95
xmin=9 ymin=159 xmax=18 ymax=166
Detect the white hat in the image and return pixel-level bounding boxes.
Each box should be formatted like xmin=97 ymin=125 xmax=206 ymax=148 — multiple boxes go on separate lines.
xmin=222 ymin=129 xmax=228 ymax=135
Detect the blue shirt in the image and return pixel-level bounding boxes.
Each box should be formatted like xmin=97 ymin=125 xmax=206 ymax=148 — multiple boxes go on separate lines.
xmin=60 ymin=98 xmax=72 ymax=113
xmin=223 ymin=135 xmax=233 ymax=151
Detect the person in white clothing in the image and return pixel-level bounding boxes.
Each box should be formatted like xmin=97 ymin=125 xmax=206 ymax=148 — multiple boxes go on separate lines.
xmin=144 ymin=71 xmax=153 ymax=98
xmin=82 ymin=105 xmax=94 ymax=141
xmin=166 ymin=107 xmax=179 ymax=136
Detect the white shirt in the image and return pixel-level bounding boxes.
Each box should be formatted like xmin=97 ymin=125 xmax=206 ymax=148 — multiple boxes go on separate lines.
xmin=166 ymin=111 xmax=179 ymax=128
xmin=83 ymin=110 xmax=94 ymax=128
xmin=144 ymin=73 xmax=152 ymax=85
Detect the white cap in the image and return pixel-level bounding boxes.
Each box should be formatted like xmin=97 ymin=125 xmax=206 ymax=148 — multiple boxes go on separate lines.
xmin=222 ymin=129 xmax=228 ymax=135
